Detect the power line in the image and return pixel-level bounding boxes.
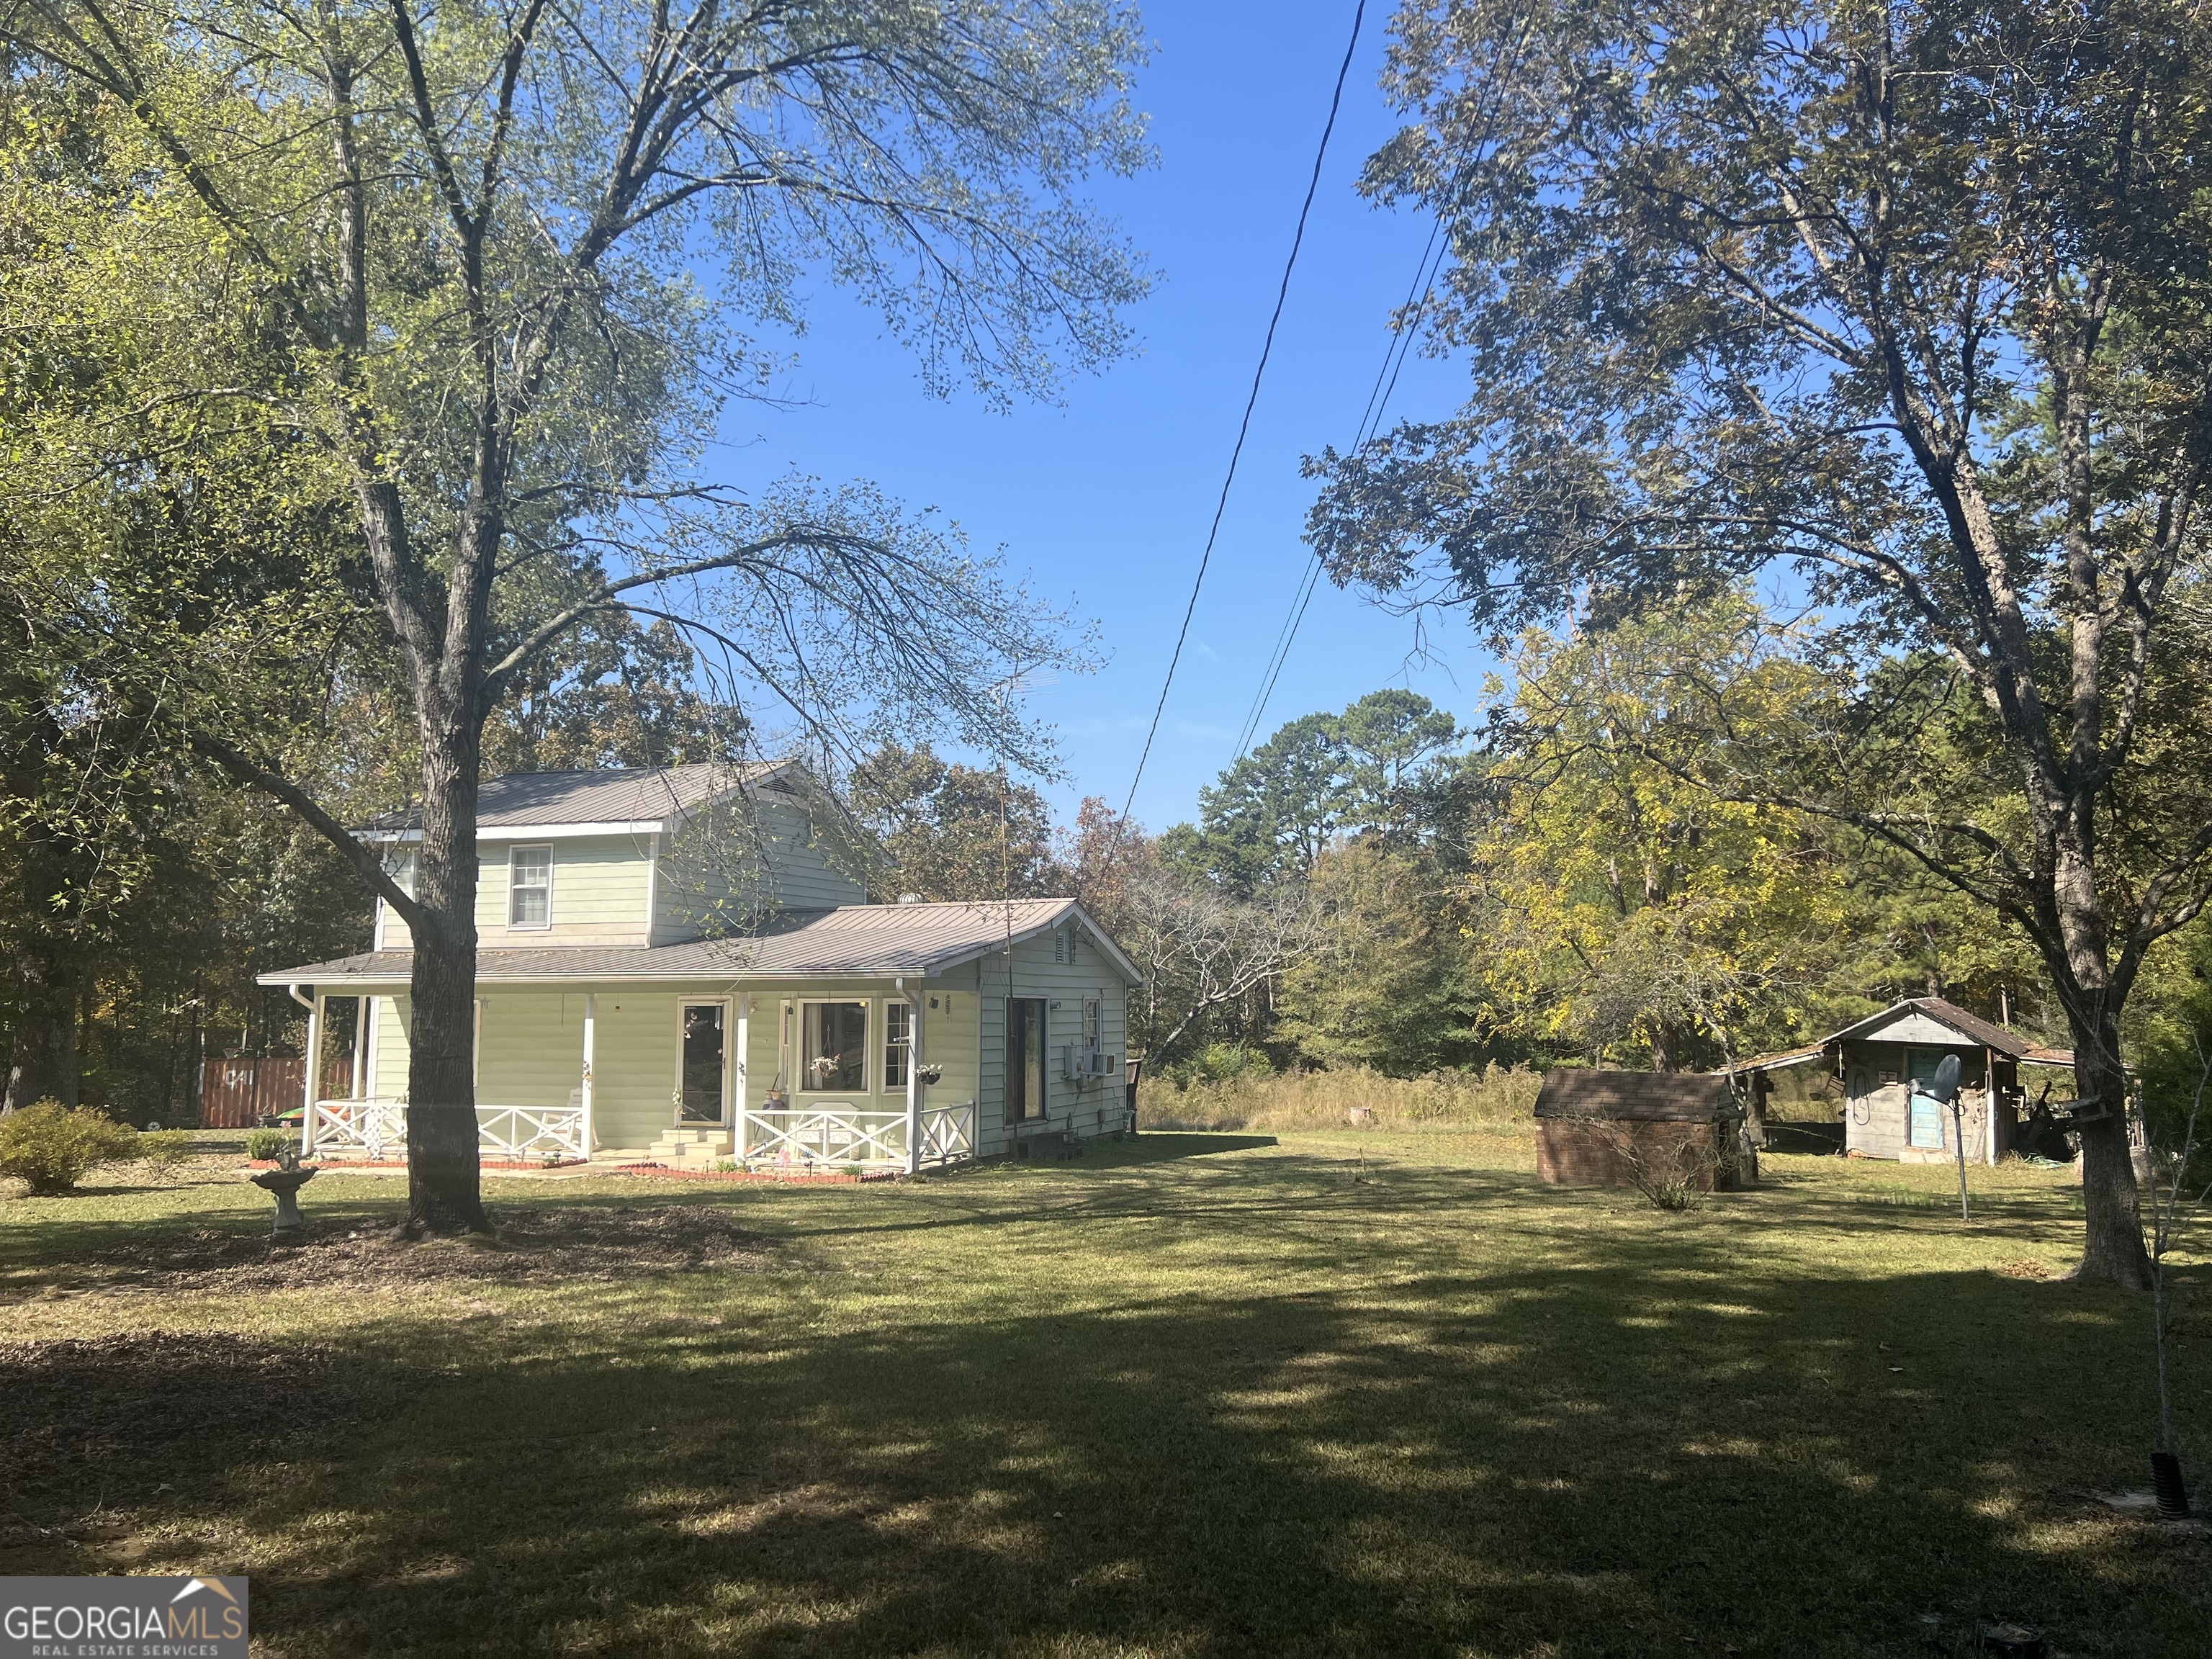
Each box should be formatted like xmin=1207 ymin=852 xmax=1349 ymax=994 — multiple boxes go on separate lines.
xmin=1226 ymin=6 xmax=1535 ymax=764
xmin=1119 ymin=0 xmax=1368 ymax=824
xmin=1230 ymin=220 xmax=1446 ymax=760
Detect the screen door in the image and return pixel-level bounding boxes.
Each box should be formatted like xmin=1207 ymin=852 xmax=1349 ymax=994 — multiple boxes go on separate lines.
xmin=1006 ymin=998 xmax=1046 ymax=1124
xmin=680 ymin=1002 xmax=727 ymax=1123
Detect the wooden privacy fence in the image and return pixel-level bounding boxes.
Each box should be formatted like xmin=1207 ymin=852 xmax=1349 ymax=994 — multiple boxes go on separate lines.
xmin=197 ymin=1056 xmax=354 ymax=1128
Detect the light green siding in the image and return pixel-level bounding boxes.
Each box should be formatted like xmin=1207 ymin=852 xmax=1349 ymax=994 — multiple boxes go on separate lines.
xmin=974 ymin=922 xmax=1133 ymax=1155
xmin=920 ymin=987 xmax=981 ymax=1123
xmin=739 ymin=981 xmax=976 ymax=1111
xmin=478 ymin=835 xmax=655 ymax=946
xmin=372 ymin=786 xmax=871 ymax=952
xmin=367 ymin=995 xmax=411 ymax=1095
xmin=652 ymin=793 xmax=867 ymax=943
xmin=377 ymin=836 xmax=655 ymax=950
xmin=585 ymin=992 xmax=684 ymax=1148
xmin=474 ymin=994 xmax=588 ymax=1107
xmin=757 ymin=795 xmax=870 ymax=911
xmin=359 ymin=958 xmax=1087 ymax=1160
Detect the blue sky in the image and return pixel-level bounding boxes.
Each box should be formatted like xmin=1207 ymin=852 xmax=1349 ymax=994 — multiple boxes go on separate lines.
xmin=707 ymin=2 xmax=1490 ymax=832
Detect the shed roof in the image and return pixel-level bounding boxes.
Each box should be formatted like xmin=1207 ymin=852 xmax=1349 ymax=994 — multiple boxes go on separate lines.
xmin=259 ymin=898 xmax=1141 ymax=987
xmin=1722 ymin=997 xmax=2074 ymax=1074
xmin=1533 ymin=1070 xmax=1739 ymax=1122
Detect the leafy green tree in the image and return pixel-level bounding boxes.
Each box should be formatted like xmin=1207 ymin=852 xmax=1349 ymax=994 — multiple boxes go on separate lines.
xmin=1274 ymin=839 xmax=1493 ymax=1075
xmin=1334 ymin=688 xmax=1463 ymax=839
xmin=0 ymin=66 xmax=403 ymax=1116
xmin=4 ymin=0 xmax=1147 ymax=1229
xmin=1470 ymin=598 xmax=1853 ymax=1071
xmin=1309 ymin=0 xmax=2212 ymax=1285
xmin=1172 ymin=691 xmax=1465 ymax=894
xmin=847 ymin=743 xmax=1058 ymax=903
xmin=483 ymin=619 xmax=742 ymax=776
xmin=1179 ymin=714 xmax=1349 ymax=894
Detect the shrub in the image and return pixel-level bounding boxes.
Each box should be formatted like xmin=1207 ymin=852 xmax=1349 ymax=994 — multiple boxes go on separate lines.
xmin=0 ymin=1102 xmax=144 ymax=1195
xmin=244 ymin=1128 xmax=295 ymax=1161
xmin=138 ymin=1129 xmax=197 ymax=1184
xmin=1563 ymin=1110 xmax=1720 ymax=1210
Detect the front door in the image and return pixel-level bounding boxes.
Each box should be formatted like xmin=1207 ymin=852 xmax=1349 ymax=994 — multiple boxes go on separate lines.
xmin=680 ymin=1002 xmax=727 ymax=1123
xmin=1006 ymin=997 xmax=1046 ymax=1124
xmin=1907 ymin=1048 xmax=1948 ymax=1150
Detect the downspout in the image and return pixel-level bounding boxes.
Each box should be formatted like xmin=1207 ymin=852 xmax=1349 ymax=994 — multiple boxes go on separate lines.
xmin=896 ymin=975 xmax=922 ymax=1177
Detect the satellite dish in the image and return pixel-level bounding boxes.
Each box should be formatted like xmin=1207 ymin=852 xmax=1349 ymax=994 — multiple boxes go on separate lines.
xmin=1929 ymin=1054 xmax=1962 ymax=1105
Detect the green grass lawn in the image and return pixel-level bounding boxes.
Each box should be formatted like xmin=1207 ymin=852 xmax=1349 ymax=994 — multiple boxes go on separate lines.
xmin=3 ymin=1128 xmax=2207 ymax=1656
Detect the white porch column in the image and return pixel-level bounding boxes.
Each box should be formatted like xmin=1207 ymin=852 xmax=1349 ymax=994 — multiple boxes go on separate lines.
xmin=300 ymin=991 xmax=324 ymax=1157
xmin=734 ymin=994 xmax=752 ymax=1161
xmin=904 ymin=986 xmax=927 ymax=1176
xmin=580 ymin=992 xmax=598 ymax=1154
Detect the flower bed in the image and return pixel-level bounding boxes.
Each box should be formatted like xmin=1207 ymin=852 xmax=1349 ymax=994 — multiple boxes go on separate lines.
xmin=244 ymin=1157 xmax=586 ymax=1172
xmin=611 ymin=1161 xmax=894 ymax=1184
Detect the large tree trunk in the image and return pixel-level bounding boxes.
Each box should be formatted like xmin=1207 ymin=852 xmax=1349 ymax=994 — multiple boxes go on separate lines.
xmin=2064 ymin=997 xmax=2152 ymax=1290
xmin=2044 ymin=822 xmax=2153 ymax=1290
xmin=404 ymin=732 xmax=490 ymax=1233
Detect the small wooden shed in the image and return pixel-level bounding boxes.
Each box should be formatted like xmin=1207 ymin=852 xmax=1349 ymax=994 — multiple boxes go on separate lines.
xmin=1534 ymin=1070 xmax=1754 ymax=1191
xmin=1725 ymin=997 xmax=2074 ymax=1165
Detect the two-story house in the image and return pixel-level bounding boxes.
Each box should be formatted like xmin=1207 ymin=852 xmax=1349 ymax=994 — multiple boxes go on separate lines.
xmin=257 ymin=762 xmax=1140 ymax=1173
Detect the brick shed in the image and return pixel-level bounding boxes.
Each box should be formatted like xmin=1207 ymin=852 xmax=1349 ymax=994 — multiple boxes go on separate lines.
xmin=1534 ymin=1070 xmax=1755 ymax=1191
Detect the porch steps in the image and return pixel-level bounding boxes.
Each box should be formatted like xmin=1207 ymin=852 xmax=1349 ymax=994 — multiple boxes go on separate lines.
xmin=644 ymin=1126 xmax=736 ymax=1170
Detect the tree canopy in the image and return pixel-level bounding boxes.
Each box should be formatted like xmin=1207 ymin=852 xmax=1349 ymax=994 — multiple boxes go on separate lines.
xmin=1305 ymin=0 xmax=2212 ymax=1285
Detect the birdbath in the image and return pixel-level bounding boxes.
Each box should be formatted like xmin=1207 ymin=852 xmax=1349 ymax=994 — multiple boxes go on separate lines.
xmin=250 ymin=1146 xmax=318 ymax=1241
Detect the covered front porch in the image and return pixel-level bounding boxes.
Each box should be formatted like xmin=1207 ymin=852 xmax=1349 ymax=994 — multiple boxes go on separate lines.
xmin=289 ymin=975 xmax=983 ymax=1176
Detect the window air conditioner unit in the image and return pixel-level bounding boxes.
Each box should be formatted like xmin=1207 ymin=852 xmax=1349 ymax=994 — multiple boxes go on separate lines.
xmin=1061 ymin=1046 xmax=1118 ymax=1083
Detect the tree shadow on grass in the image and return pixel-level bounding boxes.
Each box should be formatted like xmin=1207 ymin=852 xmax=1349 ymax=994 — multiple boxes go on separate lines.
xmin=1053 ymin=1131 xmax=1282 ymax=1166
xmin=98 ymin=1173 xmax=2212 ymax=1658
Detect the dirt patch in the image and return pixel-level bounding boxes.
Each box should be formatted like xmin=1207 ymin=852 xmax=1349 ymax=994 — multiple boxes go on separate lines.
xmin=0 ymin=1331 xmax=369 ymax=1525
xmin=50 ymin=1202 xmax=775 ymax=1293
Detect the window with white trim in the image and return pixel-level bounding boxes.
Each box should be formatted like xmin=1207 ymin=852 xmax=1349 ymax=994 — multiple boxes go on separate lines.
xmin=884 ymin=1001 xmax=912 ymax=1089
xmin=801 ymin=1000 xmax=868 ymax=1093
xmin=508 ymin=844 xmax=553 ymax=927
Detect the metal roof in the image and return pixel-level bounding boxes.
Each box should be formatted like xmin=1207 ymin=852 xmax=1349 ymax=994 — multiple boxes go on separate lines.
xmin=363 ymin=761 xmax=782 ymax=836
xmin=1534 ymin=1070 xmax=1738 ymax=1121
xmin=258 ymin=899 xmax=1142 ymax=987
xmin=1722 ymin=997 xmax=2074 ymax=1074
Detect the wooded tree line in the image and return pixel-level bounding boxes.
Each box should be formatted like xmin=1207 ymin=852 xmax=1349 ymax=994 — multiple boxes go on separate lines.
xmin=851 ymin=586 xmax=2203 ymax=1106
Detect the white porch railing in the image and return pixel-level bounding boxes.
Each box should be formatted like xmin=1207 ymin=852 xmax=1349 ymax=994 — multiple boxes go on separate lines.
xmin=920 ymin=1102 xmax=976 ymax=1165
xmin=739 ymin=1102 xmax=977 ymax=1172
xmin=307 ymin=1098 xmax=588 ymax=1162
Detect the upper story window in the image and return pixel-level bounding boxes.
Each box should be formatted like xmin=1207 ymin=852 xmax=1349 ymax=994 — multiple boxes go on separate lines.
xmin=508 ymin=845 xmax=553 ymax=928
